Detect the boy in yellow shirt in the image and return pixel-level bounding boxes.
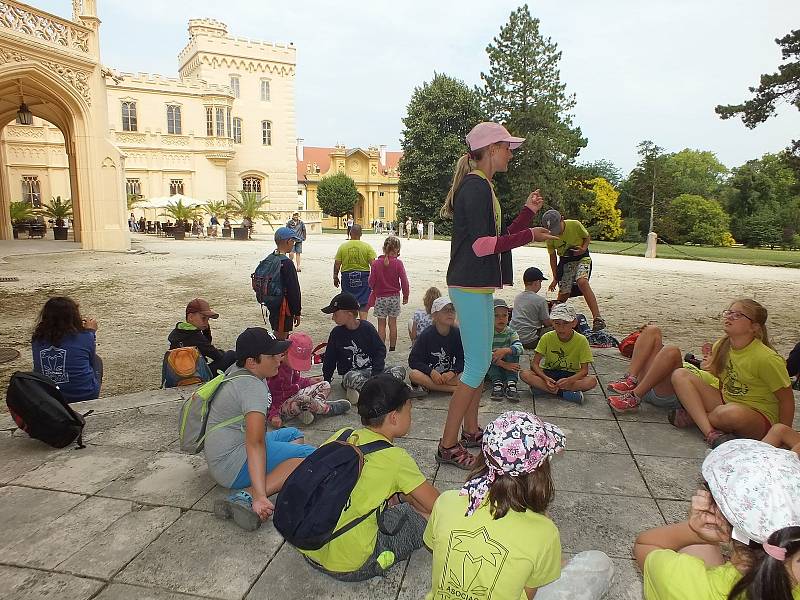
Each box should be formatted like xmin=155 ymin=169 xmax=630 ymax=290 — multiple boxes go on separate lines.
xmin=299 ymin=375 xmax=439 ymax=581
xmin=521 ymin=302 xmax=598 ymax=404
xmin=541 ymin=209 xmax=606 ymax=331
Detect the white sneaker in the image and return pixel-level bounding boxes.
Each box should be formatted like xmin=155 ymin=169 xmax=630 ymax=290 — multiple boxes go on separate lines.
xmin=345 ymin=388 xmax=360 ymax=404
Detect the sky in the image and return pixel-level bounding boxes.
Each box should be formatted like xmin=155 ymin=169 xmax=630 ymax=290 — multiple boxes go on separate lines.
xmin=37 ymin=0 xmax=800 ymax=174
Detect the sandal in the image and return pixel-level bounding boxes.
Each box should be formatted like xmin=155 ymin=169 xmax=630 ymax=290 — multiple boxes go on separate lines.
xmin=435 ymin=442 xmax=476 ymax=470
xmin=592 ymin=317 xmax=607 ymax=332
xmin=460 ymin=427 xmax=484 ymax=448
xmin=668 ymin=407 xmax=695 ymax=429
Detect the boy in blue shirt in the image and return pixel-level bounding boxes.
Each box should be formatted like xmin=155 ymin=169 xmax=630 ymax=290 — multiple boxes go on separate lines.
xmin=408 ymin=296 xmax=464 ymax=393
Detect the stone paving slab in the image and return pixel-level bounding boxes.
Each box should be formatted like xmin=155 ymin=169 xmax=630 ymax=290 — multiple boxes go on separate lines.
xmin=545 ymin=416 xmax=629 ymax=453
xmin=533 ymin=392 xmax=617 ymax=421
xmin=552 ymin=451 xmax=651 ymax=497
xmin=116 ymin=510 xmax=283 ymax=599
xmin=0 ymin=434 xmax=67 ymax=484
xmin=0 ymin=564 xmax=105 ymax=600
xmin=656 ymin=499 xmax=691 ymax=524
xmin=95 ymin=583 xmax=210 ymax=600
xmin=635 ymin=455 xmax=705 ymax=501
xmin=88 ymin=412 xmax=179 ymax=451
xmin=618 ymin=421 xmax=707 ymax=458
xmin=0 ymin=486 xmax=86 ymax=551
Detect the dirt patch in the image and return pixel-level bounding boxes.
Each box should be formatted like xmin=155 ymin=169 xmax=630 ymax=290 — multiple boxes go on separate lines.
xmin=1 ymin=233 xmax=798 ymax=404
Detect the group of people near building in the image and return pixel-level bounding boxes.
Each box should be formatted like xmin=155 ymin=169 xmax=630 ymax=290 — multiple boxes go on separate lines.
xmin=25 ymin=121 xmax=800 ymax=599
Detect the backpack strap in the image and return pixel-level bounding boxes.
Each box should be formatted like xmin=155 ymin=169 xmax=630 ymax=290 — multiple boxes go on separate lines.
xmin=336 ymin=428 xmax=354 ymax=443
xmin=197 ymin=373 xmax=265 ymax=446
xmin=358 ymin=439 xmax=393 ymax=455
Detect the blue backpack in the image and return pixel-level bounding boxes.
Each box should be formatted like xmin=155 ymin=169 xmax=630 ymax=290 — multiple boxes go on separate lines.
xmin=273 ymin=428 xmax=402 ymax=551
xmin=251 ymin=252 xmax=288 ymax=307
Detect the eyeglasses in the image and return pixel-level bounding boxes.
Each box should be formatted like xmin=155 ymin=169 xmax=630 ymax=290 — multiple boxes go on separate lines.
xmin=438 ymin=307 xmax=456 ymax=314
xmin=722 ymin=309 xmax=752 ymax=322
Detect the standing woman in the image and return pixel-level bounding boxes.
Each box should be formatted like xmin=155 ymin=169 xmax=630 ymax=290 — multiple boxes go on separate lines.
xmin=437 ymin=122 xmax=555 ymax=468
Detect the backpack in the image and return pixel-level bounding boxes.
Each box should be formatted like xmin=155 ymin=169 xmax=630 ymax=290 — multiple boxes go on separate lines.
xmin=177 ymin=371 xmax=257 ymax=454
xmin=274 ymin=428 xmax=400 ymax=551
xmin=619 ymin=330 xmax=641 ymax=358
xmin=162 ymin=347 xmax=213 ymax=388
xmin=5 ymin=371 xmax=92 ymax=449
xmin=252 ymin=252 xmax=289 ymax=307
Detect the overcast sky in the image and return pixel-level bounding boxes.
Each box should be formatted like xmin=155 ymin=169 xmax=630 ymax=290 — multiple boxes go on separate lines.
xmin=39 ymin=0 xmax=799 ymax=173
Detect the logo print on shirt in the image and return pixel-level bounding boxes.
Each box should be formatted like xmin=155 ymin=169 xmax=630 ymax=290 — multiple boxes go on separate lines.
xmin=548 ymin=347 xmax=571 ymax=371
xmin=437 ymin=527 xmax=508 ymax=599
xmin=343 ymin=341 xmax=371 ymax=370
xmin=723 ymin=359 xmax=749 ymax=397
xmin=39 ymin=345 xmax=68 ymax=384
xmin=430 ymin=347 xmax=453 ymax=374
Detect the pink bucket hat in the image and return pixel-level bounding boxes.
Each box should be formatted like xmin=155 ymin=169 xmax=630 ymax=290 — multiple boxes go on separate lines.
xmin=466 ymin=122 xmax=525 ymax=151
xmin=286 ymin=331 xmax=313 ymax=371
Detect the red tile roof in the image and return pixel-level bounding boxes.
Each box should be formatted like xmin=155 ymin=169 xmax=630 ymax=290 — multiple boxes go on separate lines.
xmin=297 ymin=146 xmax=402 ymax=181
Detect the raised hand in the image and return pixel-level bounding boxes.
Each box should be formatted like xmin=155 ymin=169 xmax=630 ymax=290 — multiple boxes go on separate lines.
xmin=525 ymin=190 xmax=544 ymax=213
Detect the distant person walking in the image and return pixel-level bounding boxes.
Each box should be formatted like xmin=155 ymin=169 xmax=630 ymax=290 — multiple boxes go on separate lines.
xmin=417 ymin=220 xmax=424 ymax=240
xmin=345 ymin=215 xmax=354 ymax=239
xmin=286 ymin=212 xmax=307 ymax=272
xmin=333 ymin=224 xmax=375 ymax=320
xmin=405 ymin=218 xmax=412 ymax=240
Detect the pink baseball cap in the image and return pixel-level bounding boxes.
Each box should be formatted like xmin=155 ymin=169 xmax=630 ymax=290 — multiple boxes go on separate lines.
xmin=287 ymin=331 xmax=313 ymax=371
xmin=466 ymin=122 xmax=525 ymax=151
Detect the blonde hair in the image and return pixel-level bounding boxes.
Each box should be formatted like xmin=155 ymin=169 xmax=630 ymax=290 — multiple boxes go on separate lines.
xmin=382 ymin=236 xmax=401 ymax=266
xmin=440 ymin=147 xmax=487 ymax=219
xmin=708 ymin=299 xmax=773 ymax=377
xmin=422 ymin=286 xmax=442 ymax=314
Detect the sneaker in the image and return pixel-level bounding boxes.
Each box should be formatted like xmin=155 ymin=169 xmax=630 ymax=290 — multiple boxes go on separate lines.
xmin=408 ymin=384 xmax=428 ymax=399
xmin=435 ymin=442 xmax=476 ymax=470
xmin=213 ymin=491 xmax=262 ymax=531
xmin=558 ymin=390 xmax=584 ymax=404
xmin=709 ymin=432 xmax=738 ymax=449
xmin=592 ymin=317 xmax=607 ymax=332
xmin=490 ymin=382 xmax=505 ymax=401
xmin=608 ymin=375 xmax=638 ymax=393
xmin=505 ymin=381 xmax=519 ymax=402
xmin=460 ymin=427 xmax=484 ymax=448
xmin=324 ymin=399 xmax=352 ymax=417
xmin=667 ymin=407 xmax=695 ymax=429
xmin=297 ymin=410 xmax=315 ymax=426
xmin=608 ymin=391 xmax=641 ymax=411
xmin=345 ymin=387 xmax=360 ymax=404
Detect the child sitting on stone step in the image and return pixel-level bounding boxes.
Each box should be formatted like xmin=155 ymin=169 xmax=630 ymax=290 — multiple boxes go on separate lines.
xmin=488 ymin=298 xmax=524 ymax=401
xmin=408 ymin=296 xmax=463 ymax=394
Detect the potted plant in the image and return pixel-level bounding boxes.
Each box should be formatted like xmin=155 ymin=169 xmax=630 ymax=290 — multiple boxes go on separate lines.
xmin=204 ymin=200 xmax=229 ymax=237
xmin=40 ymin=196 xmax=73 ymax=240
xmin=227 ymin=190 xmax=278 ymax=240
xmin=160 ymin=200 xmax=199 ymax=240
xmin=10 ymin=201 xmax=35 ymax=239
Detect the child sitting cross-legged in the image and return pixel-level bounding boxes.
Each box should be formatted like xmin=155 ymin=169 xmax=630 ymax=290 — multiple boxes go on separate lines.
xmin=424 ymin=411 xmax=614 ymax=600
xmin=520 ymin=302 xmax=597 ymax=404
xmin=488 ymin=298 xmax=524 ymax=401
xmin=408 ymin=296 xmax=464 ymax=394
xmin=321 ymin=292 xmax=406 ymax=402
xmin=299 ymin=375 xmax=440 ymax=581
xmin=266 ymin=331 xmax=351 ymax=428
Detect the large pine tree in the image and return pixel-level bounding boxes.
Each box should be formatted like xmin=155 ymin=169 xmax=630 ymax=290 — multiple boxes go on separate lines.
xmin=479 ymin=4 xmax=586 ymax=217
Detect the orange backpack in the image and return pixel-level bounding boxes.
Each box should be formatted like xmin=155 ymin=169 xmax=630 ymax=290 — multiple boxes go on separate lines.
xmin=162 ymin=347 xmax=213 ymax=388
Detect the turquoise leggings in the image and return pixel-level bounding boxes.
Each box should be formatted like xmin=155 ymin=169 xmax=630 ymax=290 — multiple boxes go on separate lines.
xmin=449 ymin=288 xmax=494 ymax=389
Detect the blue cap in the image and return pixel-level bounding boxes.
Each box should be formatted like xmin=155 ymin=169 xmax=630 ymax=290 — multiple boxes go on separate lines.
xmin=275 ymin=226 xmax=301 ymax=242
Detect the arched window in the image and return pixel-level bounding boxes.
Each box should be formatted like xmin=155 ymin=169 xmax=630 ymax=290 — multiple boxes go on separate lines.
xmin=242 ymin=177 xmax=262 ymax=194
xmin=121 ymin=101 xmax=137 ymax=131
xmin=261 ymin=120 xmax=272 ymax=146
xmin=232 ymin=117 xmax=242 ymax=144
xmin=166 ymin=105 xmax=182 ymax=135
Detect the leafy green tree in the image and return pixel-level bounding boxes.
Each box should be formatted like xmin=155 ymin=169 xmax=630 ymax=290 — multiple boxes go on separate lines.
xmin=397 ymin=73 xmax=485 ymax=231
xmin=479 ymin=4 xmax=586 ymax=215
xmin=662 ymin=194 xmax=731 ymax=246
xmin=666 ymin=149 xmax=728 ymax=198
xmin=575 ymin=178 xmax=624 ymax=240
xmin=316 ymin=172 xmax=358 ymax=222
xmin=619 ymin=141 xmax=668 ymax=234
xmin=227 ymin=191 xmax=278 ymax=228
xmin=716 ymin=29 xmax=800 ymax=152
xmin=739 ymin=209 xmax=783 ymax=248
xmin=573 ymin=160 xmax=623 ymax=188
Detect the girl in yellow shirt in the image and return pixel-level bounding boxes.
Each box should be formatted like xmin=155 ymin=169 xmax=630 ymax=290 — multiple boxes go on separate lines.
xmin=670 ymin=299 xmax=793 ymax=448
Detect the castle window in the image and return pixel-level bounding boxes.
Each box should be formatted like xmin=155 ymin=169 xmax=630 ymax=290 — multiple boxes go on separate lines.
xmin=126 ymin=178 xmax=141 ymax=197
xmin=121 ymin=101 xmax=137 ymax=132
xmin=215 ymin=107 xmax=225 ymax=137
xmin=232 ymin=117 xmax=242 ymax=144
xmin=166 ymin=105 xmax=182 ymax=135
xmin=230 ymin=76 xmax=240 ymax=99
xmin=169 ymin=179 xmax=184 ymax=196
xmin=260 ymin=79 xmax=270 ymax=101
xmin=21 ymin=176 xmax=41 ymax=208
xmin=206 ymin=107 xmax=213 ymax=136
xmin=261 ymin=120 xmax=272 ymax=146
xmin=242 ymin=177 xmax=262 ymax=194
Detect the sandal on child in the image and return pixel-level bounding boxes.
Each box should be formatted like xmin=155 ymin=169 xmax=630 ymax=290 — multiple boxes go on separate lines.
xmin=460 ymin=427 xmax=484 ymax=448
xmin=435 ymin=442 xmax=476 ymax=470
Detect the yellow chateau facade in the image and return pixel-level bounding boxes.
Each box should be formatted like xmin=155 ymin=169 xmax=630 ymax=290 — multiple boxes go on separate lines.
xmin=297 ymin=143 xmax=402 ymax=229
xmin=0 ymin=6 xmax=313 ymax=249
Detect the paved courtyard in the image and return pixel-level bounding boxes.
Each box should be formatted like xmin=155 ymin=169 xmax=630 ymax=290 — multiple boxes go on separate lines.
xmin=2 ymin=350 xmax=799 ymax=600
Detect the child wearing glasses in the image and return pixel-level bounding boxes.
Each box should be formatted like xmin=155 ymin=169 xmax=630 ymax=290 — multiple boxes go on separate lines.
xmin=408 ymin=297 xmax=464 ymax=394
xmin=670 ymin=299 xmax=794 ymax=448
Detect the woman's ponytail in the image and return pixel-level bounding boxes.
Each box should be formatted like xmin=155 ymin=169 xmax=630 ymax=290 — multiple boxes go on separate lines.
xmin=441 ymin=153 xmax=477 ymax=219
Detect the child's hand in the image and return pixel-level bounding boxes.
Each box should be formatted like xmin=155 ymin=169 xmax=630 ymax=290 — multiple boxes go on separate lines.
xmin=492 ymin=348 xmax=511 ymax=363
xmin=251 ymin=496 xmax=274 ymax=521
xmin=430 ymin=370 xmax=444 ymax=385
xmin=402 ymin=297 xmax=408 ymax=305
xmin=555 ymin=377 xmax=573 ymax=390
xmin=688 ymin=489 xmax=731 ymax=544
xmin=500 ymin=361 xmax=521 ymax=373
xmin=548 ymin=280 xmax=558 ymax=293
xmin=441 ymin=371 xmax=456 ymax=383
xmin=531 ymin=227 xmax=559 ymax=242
xmin=544 ymin=376 xmax=558 ymax=393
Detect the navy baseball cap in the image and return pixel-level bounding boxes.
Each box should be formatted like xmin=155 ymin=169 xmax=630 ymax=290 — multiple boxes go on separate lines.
xmin=235 ymin=327 xmax=291 ymax=361
xmin=523 ymin=267 xmax=548 ymax=282
xmin=274 ymin=226 xmax=302 ymax=242
xmin=321 ymin=292 xmax=360 ymax=314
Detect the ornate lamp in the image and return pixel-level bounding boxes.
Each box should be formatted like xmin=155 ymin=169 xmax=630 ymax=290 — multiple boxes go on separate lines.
xmin=16 ymin=102 xmax=33 ymax=125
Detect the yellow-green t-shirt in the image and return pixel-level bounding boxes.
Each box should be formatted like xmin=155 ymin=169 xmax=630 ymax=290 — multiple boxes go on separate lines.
xmin=717 ymin=338 xmax=791 ymax=424
xmin=682 ymin=361 xmax=720 ymax=388
xmin=546 ymin=220 xmax=589 ymax=257
xmin=424 ymin=490 xmax=561 ymax=600
xmin=335 ymin=240 xmax=377 ymax=272
xmin=535 ymin=330 xmax=594 ymax=372
xmin=644 ymin=549 xmax=800 ymax=599
xmin=299 ymin=428 xmax=427 ymax=572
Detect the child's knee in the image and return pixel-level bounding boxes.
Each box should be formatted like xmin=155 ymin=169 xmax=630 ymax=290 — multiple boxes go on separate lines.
xmin=584 ymin=375 xmax=598 ymax=390
xmin=576 ymin=277 xmax=591 ymax=290
xmin=671 ymin=367 xmax=692 ymax=386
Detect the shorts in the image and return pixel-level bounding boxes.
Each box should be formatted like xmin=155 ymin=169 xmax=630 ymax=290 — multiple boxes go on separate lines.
xmin=292 ymin=242 xmax=303 ymax=254
xmin=559 ymin=257 xmax=592 ymax=292
xmin=231 ymin=427 xmax=315 ymax=489
xmin=341 ymin=271 xmax=371 ymax=308
xmin=268 ymin=304 xmax=294 ymax=335
xmin=304 ymin=502 xmax=426 ymax=581
xmin=543 ymin=369 xmax=578 ymax=381
xmin=342 ymin=366 xmax=407 ymax=392
xmin=642 ymin=388 xmax=679 ymax=409
xmin=449 ymin=288 xmax=494 ymax=389
xmin=721 ymin=398 xmax=773 ymax=438
xmin=374 ymin=295 xmax=401 ymax=319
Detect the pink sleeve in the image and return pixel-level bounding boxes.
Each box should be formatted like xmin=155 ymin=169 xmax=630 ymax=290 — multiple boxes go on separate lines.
xmin=399 ymin=261 xmax=410 ymax=300
xmin=368 ymin=260 xmax=377 ymax=288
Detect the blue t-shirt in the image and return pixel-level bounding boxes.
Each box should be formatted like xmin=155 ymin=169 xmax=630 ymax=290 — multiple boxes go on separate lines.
xmin=32 ymin=331 xmax=100 ymax=402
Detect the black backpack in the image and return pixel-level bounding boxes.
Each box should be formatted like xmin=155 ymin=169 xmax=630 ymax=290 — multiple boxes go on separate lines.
xmin=274 ymin=428 xmax=402 ymax=550
xmin=5 ymin=371 xmax=92 ymax=449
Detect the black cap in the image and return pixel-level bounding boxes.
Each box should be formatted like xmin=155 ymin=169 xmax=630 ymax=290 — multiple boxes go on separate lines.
xmin=321 ymin=292 xmax=360 ymax=314
xmin=523 ymin=267 xmax=547 ymax=283
xmin=235 ymin=327 xmax=291 ymax=361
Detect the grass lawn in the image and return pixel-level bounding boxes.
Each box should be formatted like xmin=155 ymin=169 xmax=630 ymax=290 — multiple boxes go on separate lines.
xmin=323 ymin=228 xmax=800 ymax=267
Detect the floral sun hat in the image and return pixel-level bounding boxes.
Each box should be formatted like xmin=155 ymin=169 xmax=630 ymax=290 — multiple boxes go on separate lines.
xmin=460 ymin=411 xmax=566 ymax=516
xmin=702 ymin=438 xmax=800 ymax=544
